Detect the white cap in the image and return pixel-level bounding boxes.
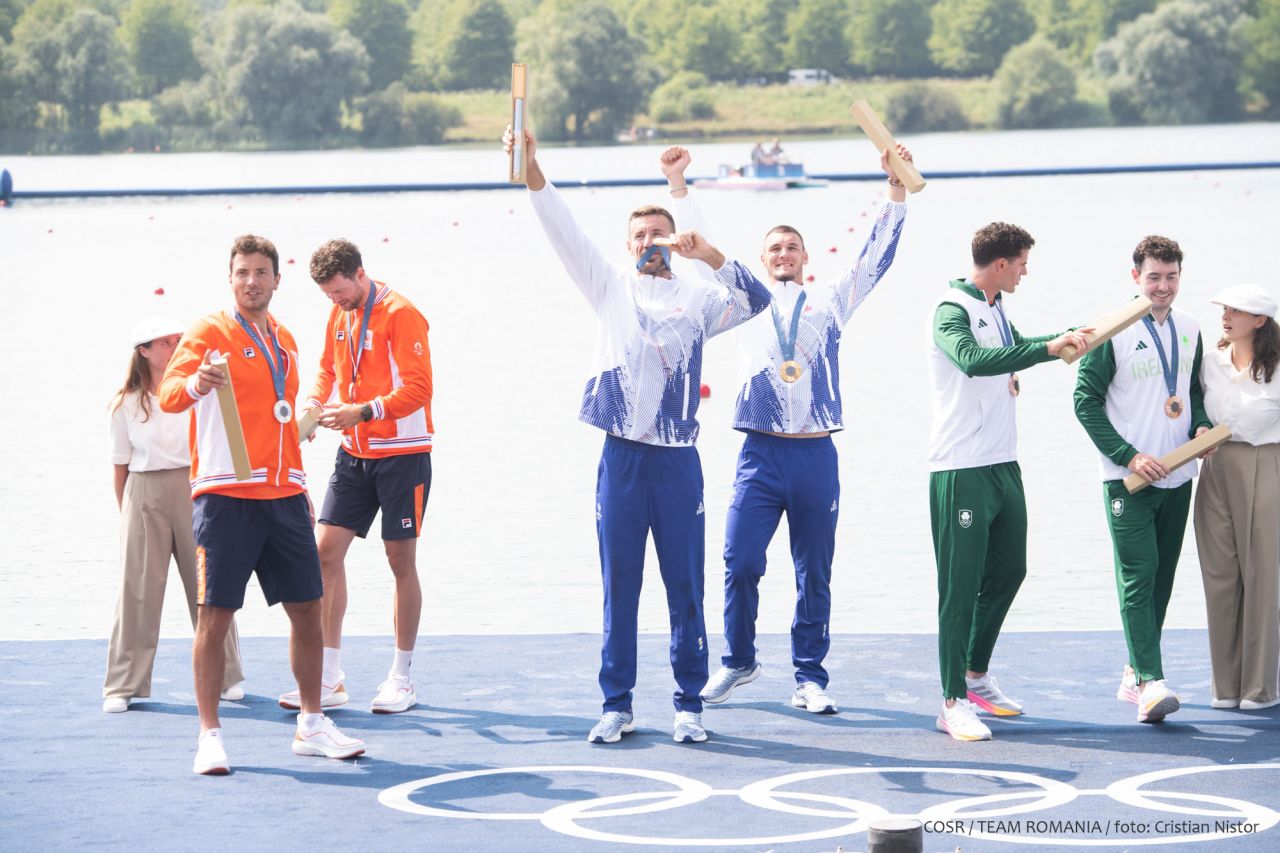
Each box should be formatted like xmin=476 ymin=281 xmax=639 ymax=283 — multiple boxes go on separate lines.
xmin=129 ymin=316 xmax=186 ymax=348
xmin=1210 ymin=284 xmax=1278 ymax=319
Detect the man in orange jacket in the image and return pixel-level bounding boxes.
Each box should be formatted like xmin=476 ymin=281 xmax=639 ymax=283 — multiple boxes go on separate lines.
xmin=278 ymin=238 xmax=433 ymax=715
xmin=160 ymin=234 xmax=365 ymax=774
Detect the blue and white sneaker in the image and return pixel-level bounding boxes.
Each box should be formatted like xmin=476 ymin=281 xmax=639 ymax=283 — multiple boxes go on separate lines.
xmin=700 ymin=663 xmax=762 ymax=704
xmin=673 ymin=711 xmax=707 ymax=743
xmin=790 ymin=681 xmax=839 ymax=714
xmin=587 ymin=711 xmax=635 ymax=744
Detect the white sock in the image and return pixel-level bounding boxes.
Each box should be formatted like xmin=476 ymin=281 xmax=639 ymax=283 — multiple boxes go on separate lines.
xmin=298 ymin=712 xmax=323 ymax=731
xmin=391 ymin=648 xmax=413 ymax=678
xmin=322 ymin=647 xmax=342 ymax=685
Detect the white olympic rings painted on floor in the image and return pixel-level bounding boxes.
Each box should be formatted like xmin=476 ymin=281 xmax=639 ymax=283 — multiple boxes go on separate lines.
xmin=378 ymin=763 xmax=1280 ymax=847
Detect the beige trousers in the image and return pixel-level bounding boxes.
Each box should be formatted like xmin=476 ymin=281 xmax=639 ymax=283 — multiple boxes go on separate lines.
xmin=1193 ymin=441 xmax=1280 ymax=705
xmin=103 ymin=468 xmax=245 ymax=699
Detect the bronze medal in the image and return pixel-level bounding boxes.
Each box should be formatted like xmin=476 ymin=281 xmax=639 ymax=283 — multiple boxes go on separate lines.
xmin=1008 ymin=373 xmax=1020 ymax=397
xmin=780 ymin=360 xmax=803 ymax=383
xmin=1164 ymin=395 xmax=1183 ymax=419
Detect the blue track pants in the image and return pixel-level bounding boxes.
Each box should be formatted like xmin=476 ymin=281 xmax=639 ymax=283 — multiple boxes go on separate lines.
xmin=722 ymin=432 xmax=839 ymax=686
xmin=597 ymin=435 xmax=708 ymax=713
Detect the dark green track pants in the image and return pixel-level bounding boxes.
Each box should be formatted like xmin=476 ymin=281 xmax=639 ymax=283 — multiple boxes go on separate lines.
xmin=1103 ymin=480 xmax=1191 ymax=682
xmin=930 ymin=462 xmax=1028 ymax=700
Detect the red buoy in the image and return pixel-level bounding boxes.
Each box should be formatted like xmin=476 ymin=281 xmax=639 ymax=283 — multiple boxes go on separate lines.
xmin=806 ymin=274 xmax=815 ymax=283
xmin=828 ymin=246 xmax=837 ymax=253
xmin=154 ymin=287 xmax=165 ymax=295
xmin=286 ymin=258 xmax=295 ymax=265
xmin=699 ymin=383 xmax=711 ymax=399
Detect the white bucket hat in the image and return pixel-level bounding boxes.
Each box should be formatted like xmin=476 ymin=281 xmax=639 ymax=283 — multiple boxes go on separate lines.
xmin=129 ymin=316 xmax=186 ymax=348
xmin=1210 ymin=284 xmax=1278 ymax=319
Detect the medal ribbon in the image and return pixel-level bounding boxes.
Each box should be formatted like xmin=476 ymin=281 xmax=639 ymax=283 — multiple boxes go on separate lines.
xmin=991 ymin=299 xmax=1014 ymax=348
xmin=635 ymin=243 xmax=671 ymax=272
xmin=1142 ymin=314 xmax=1180 ymax=400
xmin=992 ymin=299 xmax=1019 ymax=384
xmin=234 ymin=310 xmax=286 ymax=404
xmin=345 ymin=282 xmax=377 ymax=393
xmin=770 ymin=289 xmax=808 ymax=363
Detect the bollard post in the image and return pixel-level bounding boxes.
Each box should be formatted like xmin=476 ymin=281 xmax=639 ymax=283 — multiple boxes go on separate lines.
xmin=867 ymin=817 xmax=923 ymax=853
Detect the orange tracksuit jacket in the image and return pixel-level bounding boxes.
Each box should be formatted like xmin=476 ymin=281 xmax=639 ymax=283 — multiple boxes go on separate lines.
xmin=306 ymin=284 xmax=434 ymax=458
xmin=159 ymin=310 xmax=305 ymax=499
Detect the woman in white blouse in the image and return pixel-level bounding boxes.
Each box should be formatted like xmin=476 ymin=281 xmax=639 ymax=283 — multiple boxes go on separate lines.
xmin=1194 ymin=284 xmax=1280 ymax=711
xmin=104 ymin=317 xmax=245 ymax=713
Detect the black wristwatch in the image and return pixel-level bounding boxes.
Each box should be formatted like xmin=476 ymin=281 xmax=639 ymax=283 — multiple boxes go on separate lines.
xmin=360 ymin=403 xmax=373 ymax=422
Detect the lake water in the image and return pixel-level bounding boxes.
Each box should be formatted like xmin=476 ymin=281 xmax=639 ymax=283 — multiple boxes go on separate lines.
xmin=2 ymin=123 xmax=1277 ymax=642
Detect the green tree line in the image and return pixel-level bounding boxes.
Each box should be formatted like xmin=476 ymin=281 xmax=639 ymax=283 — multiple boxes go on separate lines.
xmin=0 ymin=0 xmax=1277 ymax=153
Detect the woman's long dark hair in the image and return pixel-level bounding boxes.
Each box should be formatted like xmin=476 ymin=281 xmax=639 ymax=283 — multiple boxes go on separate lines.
xmin=109 ymin=347 xmax=154 ymax=422
xmin=1219 ymin=316 xmax=1280 ymax=384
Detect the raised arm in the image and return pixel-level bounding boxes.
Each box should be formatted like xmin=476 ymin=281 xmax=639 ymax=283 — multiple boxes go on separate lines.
xmin=505 ymin=125 xmax=615 ymax=311
xmin=661 ymin=146 xmax=717 ymax=282
xmin=831 ymin=145 xmax=912 ymax=323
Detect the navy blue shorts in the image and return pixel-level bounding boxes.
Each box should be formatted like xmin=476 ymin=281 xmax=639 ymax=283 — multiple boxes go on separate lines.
xmin=193 ymin=492 xmax=323 ymax=609
xmin=319 ymin=447 xmax=431 ymax=540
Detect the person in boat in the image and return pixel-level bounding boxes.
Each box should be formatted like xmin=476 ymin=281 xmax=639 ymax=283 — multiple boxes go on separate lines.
xmin=502 ymin=124 xmax=771 ymax=746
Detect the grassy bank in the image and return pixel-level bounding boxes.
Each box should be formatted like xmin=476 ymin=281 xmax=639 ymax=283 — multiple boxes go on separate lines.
xmin=436 ymin=79 xmax=1015 ymax=145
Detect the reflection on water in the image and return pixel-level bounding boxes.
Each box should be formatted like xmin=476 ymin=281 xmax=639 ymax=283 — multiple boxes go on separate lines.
xmin=1 ymin=124 xmax=1276 ymax=641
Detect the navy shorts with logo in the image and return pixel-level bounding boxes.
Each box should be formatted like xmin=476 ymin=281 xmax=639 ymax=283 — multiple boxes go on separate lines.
xmin=319 ymin=447 xmax=431 ymax=540
xmin=193 ymin=492 xmax=324 ymax=609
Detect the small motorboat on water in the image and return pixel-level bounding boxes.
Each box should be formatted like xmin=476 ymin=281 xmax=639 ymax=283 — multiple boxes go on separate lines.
xmin=693 ymin=163 xmax=829 ymax=191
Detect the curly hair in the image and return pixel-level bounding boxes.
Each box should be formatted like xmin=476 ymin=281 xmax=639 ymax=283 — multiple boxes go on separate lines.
xmin=971 ymin=222 xmax=1034 ymax=267
xmin=229 ymin=234 xmax=279 ymax=275
xmin=1132 ymin=235 xmax=1182 ymax=271
xmin=310 ymin=238 xmax=363 ymax=284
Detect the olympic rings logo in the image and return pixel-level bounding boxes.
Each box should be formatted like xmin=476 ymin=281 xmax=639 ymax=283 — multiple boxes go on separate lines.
xmin=378 ymin=763 xmax=1280 ymax=847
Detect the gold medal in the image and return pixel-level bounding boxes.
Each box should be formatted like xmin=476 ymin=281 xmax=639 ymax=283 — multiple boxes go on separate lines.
xmin=1164 ymin=395 xmax=1183 ymax=419
xmin=1008 ymin=373 xmax=1020 ymax=397
xmin=780 ymin=360 xmax=804 ymax=383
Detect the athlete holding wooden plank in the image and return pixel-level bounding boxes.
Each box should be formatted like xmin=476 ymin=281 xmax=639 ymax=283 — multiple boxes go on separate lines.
xmin=1073 ymin=235 xmax=1214 ymax=726
xmin=928 ymin=223 xmax=1092 ymax=742
xmin=160 ymin=234 xmax=364 ymax=775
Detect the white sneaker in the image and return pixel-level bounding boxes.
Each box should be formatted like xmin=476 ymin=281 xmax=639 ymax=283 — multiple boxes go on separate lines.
xmin=1116 ymin=665 xmax=1139 ymax=704
xmin=790 ymin=681 xmax=838 ymax=714
xmin=673 ymin=710 xmax=707 ymax=743
xmin=292 ymin=715 xmax=365 ymax=759
xmin=1211 ymin=697 xmax=1240 ymax=709
xmin=936 ymin=699 xmax=992 ymax=741
xmin=193 ymin=728 xmax=230 ymax=775
xmin=966 ymin=674 xmax=1023 ymax=716
xmin=370 ymin=674 xmax=416 ymax=714
xmin=1137 ymin=679 xmax=1179 ymax=723
xmin=220 ymin=682 xmax=245 ymax=702
xmin=102 ymin=697 xmax=130 ymax=713
xmin=1239 ymin=696 xmax=1280 ymax=710
xmin=278 ymin=672 xmax=349 ymax=710
xmin=587 ymin=711 xmax=635 ymax=744
xmin=700 ymin=663 xmax=762 ymax=704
